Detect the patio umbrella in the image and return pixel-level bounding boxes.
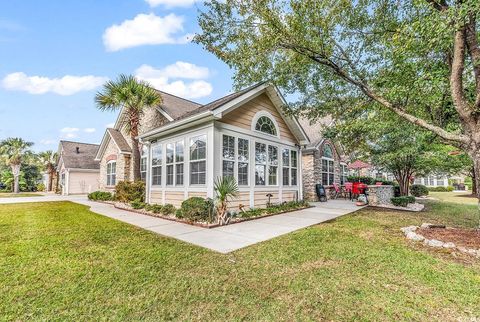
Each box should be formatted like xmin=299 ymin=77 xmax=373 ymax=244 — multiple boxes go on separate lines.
xmin=348 ymin=160 xmax=372 ymax=179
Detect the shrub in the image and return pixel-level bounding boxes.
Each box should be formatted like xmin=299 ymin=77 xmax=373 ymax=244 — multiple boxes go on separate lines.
xmin=162 ymin=204 xmax=176 ymax=215
xmin=410 ymin=184 xmax=429 ymax=197
xmin=145 ymin=204 xmax=163 ymax=214
xmin=240 ymin=208 xmax=264 ymax=218
xmin=428 ymin=186 xmax=454 ymax=192
xmin=406 ymin=195 xmax=416 ymax=204
xmin=36 ymin=183 xmax=45 ymax=192
xmin=88 ymin=191 xmax=113 ymax=201
xmin=175 ymin=208 xmax=184 ymax=219
xmin=391 ymin=196 xmax=410 ymax=207
xmin=115 ymin=181 xmax=145 ymax=203
xmin=130 ymin=199 xmax=145 ymax=209
xmin=180 ymin=197 xmax=211 ymax=222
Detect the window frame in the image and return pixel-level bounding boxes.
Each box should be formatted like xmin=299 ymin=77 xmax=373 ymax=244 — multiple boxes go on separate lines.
xmin=151 ymin=143 xmax=162 ymax=186
xmin=251 ymin=111 xmax=280 ymax=138
xmin=340 ymin=163 xmax=348 ymax=185
xmin=140 ymin=146 xmax=147 ymax=182
xmin=190 ymin=135 xmax=207 ymax=185
xmin=106 ymin=160 xmax=116 ymax=186
xmin=321 ymin=157 xmax=335 ymax=186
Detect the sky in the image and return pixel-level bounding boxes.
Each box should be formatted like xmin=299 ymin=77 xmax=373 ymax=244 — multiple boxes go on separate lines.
xmin=0 ymin=0 xmax=234 ymax=152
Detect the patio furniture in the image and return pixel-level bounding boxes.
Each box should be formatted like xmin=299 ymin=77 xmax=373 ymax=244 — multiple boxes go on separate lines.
xmin=329 ymin=183 xmax=341 ymax=199
xmin=344 ymin=182 xmax=353 ymax=200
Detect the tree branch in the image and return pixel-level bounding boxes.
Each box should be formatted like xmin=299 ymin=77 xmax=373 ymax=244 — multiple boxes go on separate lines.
xmin=279 ymin=43 xmax=469 ymax=146
xmin=465 ymin=16 xmax=480 ymax=108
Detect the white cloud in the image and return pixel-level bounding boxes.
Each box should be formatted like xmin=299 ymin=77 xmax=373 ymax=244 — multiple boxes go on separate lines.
xmin=2 ymin=72 xmax=107 ymax=96
xmin=60 ymin=127 xmax=80 ymax=139
xmin=145 ymin=0 xmax=197 ymax=7
xmin=83 ymin=128 xmax=96 ymax=133
xmin=103 ymin=13 xmax=191 ymax=52
xmin=135 ymin=62 xmax=213 ymax=99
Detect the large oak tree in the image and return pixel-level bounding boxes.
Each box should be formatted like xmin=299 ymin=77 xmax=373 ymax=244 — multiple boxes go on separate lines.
xmin=195 ymin=0 xmax=480 ymax=198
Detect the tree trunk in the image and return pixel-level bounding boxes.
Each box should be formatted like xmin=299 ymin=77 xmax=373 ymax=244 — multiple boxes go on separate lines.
xmin=394 ymin=170 xmax=410 ymax=196
xmin=11 ymin=164 xmax=20 ymax=194
xmin=472 ymin=155 xmax=480 ymax=201
xmin=131 ymin=134 xmax=141 ymax=181
xmin=471 ymin=167 xmax=477 ymax=196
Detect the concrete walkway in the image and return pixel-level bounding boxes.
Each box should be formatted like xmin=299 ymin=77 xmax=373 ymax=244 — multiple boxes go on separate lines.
xmin=0 ymin=195 xmax=363 ymax=253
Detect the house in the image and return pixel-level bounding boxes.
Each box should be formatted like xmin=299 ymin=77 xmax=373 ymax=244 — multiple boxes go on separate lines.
xmin=96 ymin=83 xmax=311 ymax=209
xmin=57 ymin=141 xmax=100 ymax=195
xmin=299 ymin=117 xmax=349 ymax=201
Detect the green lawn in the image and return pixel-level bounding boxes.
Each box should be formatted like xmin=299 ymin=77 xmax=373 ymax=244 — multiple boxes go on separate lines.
xmin=0 ymin=192 xmax=43 ymax=198
xmin=429 ymin=191 xmax=478 ymax=205
xmin=1 ymin=201 xmax=479 ymax=320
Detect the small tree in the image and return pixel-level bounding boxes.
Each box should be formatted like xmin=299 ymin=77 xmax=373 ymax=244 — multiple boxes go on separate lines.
xmin=214 ymin=176 xmax=239 ymax=225
xmin=0 ymin=138 xmax=33 ymax=193
xmin=95 ymin=75 xmax=162 ymax=181
xmin=37 ymin=150 xmax=57 ymax=191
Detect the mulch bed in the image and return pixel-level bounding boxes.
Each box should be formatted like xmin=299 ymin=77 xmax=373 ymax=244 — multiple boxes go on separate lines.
xmin=419 ymin=227 xmax=480 ymax=249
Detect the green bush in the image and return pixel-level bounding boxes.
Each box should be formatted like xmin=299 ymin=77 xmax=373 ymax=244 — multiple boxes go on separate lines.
xmin=410 ymin=184 xmax=429 ymax=197
xmin=240 ymin=208 xmax=264 ymax=218
xmin=428 ymin=186 xmax=454 ymax=192
xmin=406 ymin=195 xmax=416 ymax=203
xmin=145 ymin=204 xmax=163 ymax=214
xmin=130 ymin=199 xmax=145 ymax=209
xmin=391 ymin=196 xmax=410 ymax=207
xmin=115 ymin=181 xmax=145 ymax=203
xmin=180 ymin=197 xmax=211 ymax=222
xmin=175 ymin=208 xmax=184 ymax=219
xmin=88 ymin=191 xmax=113 ymax=201
xmin=162 ymin=204 xmax=176 ymax=215
xmin=36 ymin=183 xmax=45 ymax=192
xmin=347 ymin=176 xmax=396 ymax=186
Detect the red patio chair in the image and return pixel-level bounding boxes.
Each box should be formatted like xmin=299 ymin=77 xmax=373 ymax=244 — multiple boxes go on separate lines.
xmin=344 ymin=182 xmax=353 ymax=200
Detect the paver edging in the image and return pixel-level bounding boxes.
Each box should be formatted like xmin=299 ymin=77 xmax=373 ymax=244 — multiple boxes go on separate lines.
xmin=110 ymin=202 xmax=314 ymax=229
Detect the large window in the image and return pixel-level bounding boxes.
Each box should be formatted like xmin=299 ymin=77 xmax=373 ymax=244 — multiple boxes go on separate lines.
xmin=107 ymin=161 xmax=116 ymax=186
xmin=190 ymin=135 xmax=206 ymax=185
xmin=255 ymin=143 xmax=267 ymax=185
xmin=291 ymin=150 xmax=298 ymax=185
xmin=255 ymin=116 xmax=277 ymax=136
xmin=268 ymin=145 xmax=278 ymax=185
xmin=151 ymin=144 xmax=162 ymax=186
xmin=323 ymin=144 xmax=333 ymax=158
xmin=166 ymin=143 xmax=174 ymax=185
xmin=340 ymin=163 xmax=348 ymax=185
xmin=282 ymin=149 xmax=298 ymax=186
xmin=140 ymin=146 xmax=147 ymax=181
xmin=322 ymin=158 xmax=335 ymax=185
xmin=222 ymin=135 xmax=235 ymax=178
xmin=175 ymin=141 xmax=184 ymax=185
xmin=238 ymin=138 xmax=249 ymax=185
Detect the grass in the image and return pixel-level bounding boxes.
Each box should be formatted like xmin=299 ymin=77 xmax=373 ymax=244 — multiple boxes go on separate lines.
xmin=0 ymin=192 xmax=43 ymax=198
xmin=0 ymin=201 xmax=479 ymax=320
xmin=429 ymin=191 xmax=478 ymax=205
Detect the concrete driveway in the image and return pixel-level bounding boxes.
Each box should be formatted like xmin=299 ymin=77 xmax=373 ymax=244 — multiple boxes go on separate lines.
xmin=0 ymin=195 xmax=363 ymax=253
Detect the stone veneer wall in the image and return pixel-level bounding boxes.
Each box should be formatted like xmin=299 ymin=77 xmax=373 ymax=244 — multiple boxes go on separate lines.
xmin=367 ymin=185 xmax=394 ymax=206
xmin=99 ymin=138 xmax=127 ymax=190
xmin=302 ymin=140 xmax=344 ymax=201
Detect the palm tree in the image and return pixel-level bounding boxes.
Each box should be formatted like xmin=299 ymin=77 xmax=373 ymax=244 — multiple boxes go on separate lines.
xmin=0 ymin=138 xmax=34 ymax=193
xmin=37 ymin=150 xmax=57 ymax=191
xmin=214 ymin=176 xmax=239 ymax=225
xmin=95 ymin=74 xmax=162 ymax=181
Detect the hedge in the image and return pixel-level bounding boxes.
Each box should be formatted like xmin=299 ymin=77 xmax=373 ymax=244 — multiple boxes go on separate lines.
xmin=391 ymin=196 xmax=411 ymax=207
xmin=410 ymin=184 xmax=429 ymax=197
xmin=428 ymin=186 xmax=454 ymax=192
xmin=88 ymin=191 xmax=113 ymax=201
xmin=115 ymin=181 xmax=145 ymax=203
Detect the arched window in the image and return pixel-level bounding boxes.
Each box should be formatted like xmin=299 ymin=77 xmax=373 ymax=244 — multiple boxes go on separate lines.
xmin=255 ymin=116 xmax=277 ymax=136
xmin=322 ymin=144 xmax=333 ymax=159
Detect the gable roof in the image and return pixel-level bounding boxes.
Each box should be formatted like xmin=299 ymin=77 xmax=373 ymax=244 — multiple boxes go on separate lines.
xmin=156 ymin=90 xmax=202 ymax=120
xmin=298 ymin=116 xmax=333 ymax=148
xmin=140 ymin=83 xmax=310 ymax=145
xmin=107 ymin=128 xmax=131 ymax=153
xmin=57 ymin=141 xmax=100 ymax=170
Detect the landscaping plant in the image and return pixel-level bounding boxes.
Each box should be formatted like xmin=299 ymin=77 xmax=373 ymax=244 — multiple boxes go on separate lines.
xmin=88 ymin=191 xmax=113 ymax=201
xmin=115 ymin=181 xmax=145 ymax=203
xmin=0 ymin=138 xmax=33 ymax=193
xmin=410 ymin=185 xmax=429 ymax=197
xmin=214 ymin=176 xmax=239 ymax=225
xmin=179 ymin=197 xmax=211 ymax=222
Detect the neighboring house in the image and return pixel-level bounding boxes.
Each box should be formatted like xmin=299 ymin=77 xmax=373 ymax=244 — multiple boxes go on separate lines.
xmin=299 ymin=117 xmax=349 ymax=201
xmin=134 ymin=83 xmax=309 ymax=209
xmin=414 ymin=175 xmax=469 ymax=190
xmin=57 ymin=141 xmax=100 ymax=195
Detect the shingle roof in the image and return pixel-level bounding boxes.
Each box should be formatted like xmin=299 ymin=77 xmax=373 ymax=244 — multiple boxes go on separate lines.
xmin=156 ymin=90 xmax=202 ymax=120
xmin=298 ymin=116 xmax=333 ymax=147
xmin=107 ymin=128 xmax=131 ymax=153
xmin=164 ymin=82 xmax=267 ymax=123
xmin=59 ymin=141 xmax=100 ymax=170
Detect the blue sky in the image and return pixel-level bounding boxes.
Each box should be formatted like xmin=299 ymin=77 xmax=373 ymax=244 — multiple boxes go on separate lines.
xmin=0 ymin=0 xmax=233 ymax=152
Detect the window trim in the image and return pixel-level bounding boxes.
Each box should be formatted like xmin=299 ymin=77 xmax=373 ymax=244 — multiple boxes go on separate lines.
xmin=189 ymin=135 xmax=207 ymax=186
xmin=106 ymin=160 xmax=116 ymax=187
xmin=151 ymin=143 xmax=162 ymax=186
xmin=340 ymin=162 xmax=348 ymax=185
xmin=321 ymin=156 xmax=335 ymax=186
xmin=251 ymin=111 xmax=280 ymax=138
